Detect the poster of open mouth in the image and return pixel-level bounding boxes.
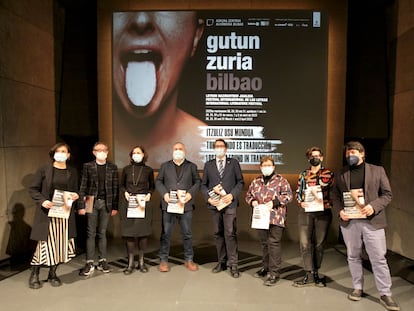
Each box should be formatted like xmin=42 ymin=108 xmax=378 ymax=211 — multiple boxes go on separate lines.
xmin=112 ymin=10 xmax=328 ymax=172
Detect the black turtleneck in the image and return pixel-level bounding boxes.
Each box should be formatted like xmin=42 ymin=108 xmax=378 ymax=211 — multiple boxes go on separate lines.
xmin=350 ymin=162 xmax=365 ymax=189
xmin=263 ymin=172 xmax=274 ymax=185
xmin=263 ymin=172 xmax=281 ymax=207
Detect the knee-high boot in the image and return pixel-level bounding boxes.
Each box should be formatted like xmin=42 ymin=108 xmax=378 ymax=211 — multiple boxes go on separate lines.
xmin=29 ymin=265 xmax=41 ymax=289
xmin=48 ymin=265 xmax=62 ymax=287
xmin=123 ymin=254 xmax=134 ymax=275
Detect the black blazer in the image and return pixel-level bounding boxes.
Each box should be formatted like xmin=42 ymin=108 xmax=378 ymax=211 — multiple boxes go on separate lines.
xmin=332 ymin=162 xmax=392 ymax=229
xmin=78 ymin=161 xmax=119 ymax=212
xmin=201 ymin=157 xmax=244 ymax=211
xmin=155 ymin=159 xmax=201 ymax=212
xmin=29 ymin=164 xmax=78 ymax=241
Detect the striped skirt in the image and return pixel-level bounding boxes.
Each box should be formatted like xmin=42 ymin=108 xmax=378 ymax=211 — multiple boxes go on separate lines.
xmin=31 ymin=217 xmax=76 ymax=266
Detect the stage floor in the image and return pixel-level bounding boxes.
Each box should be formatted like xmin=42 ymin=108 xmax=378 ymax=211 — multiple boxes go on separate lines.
xmin=0 ymin=240 xmax=413 ymax=310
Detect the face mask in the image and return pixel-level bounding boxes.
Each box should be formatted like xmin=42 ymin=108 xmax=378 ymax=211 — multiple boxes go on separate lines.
xmin=309 ymin=157 xmax=321 ymax=166
xmin=173 ymin=150 xmax=185 ymax=161
xmin=96 ymin=151 xmax=107 ymax=161
xmin=346 ymin=155 xmax=359 ymax=166
xmin=261 ymin=166 xmax=274 ymax=177
xmin=54 ymin=152 xmax=68 ymax=162
xmin=214 ymin=148 xmax=226 ymax=157
xmin=132 ymin=154 xmax=143 ymax=163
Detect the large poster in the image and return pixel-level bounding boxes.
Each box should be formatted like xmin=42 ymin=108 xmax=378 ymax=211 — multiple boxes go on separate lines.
xmin=112 ymin=10 xmax=328 ymax=172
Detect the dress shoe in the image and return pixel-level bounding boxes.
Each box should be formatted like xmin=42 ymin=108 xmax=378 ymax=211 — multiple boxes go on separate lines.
xmin=212 ymin=263 xmax=227 ymax=273
xmin=138 ymin=262 xmax=148 ymax=273
xmin=348 ymin=289 xmax=363 ymax=301
xmin=230 ymin=266 xmax=240 ymax=278
xmin=123 ymin=266 xmax=134 ymax=275
xmin=159 ymin=261 xmax=169 ymax=272
xmin=380 ymin=295 xmax=400 ymax=311
xmin=264 ymin=274 xmax=280 ymax=286
xmin=293 ymin=272 xmax=315 ymax=287
xmin=254 ymin=268 xmax=268 ymax=278
xmin=184 ymin=260 xmax=198 ymax=271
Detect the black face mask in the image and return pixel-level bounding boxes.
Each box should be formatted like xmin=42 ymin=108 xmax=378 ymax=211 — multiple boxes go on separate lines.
xmin=346 ymin=155 xmax=359 ymax=166
xmin=309 ymin=157 xmax=321 ymax=166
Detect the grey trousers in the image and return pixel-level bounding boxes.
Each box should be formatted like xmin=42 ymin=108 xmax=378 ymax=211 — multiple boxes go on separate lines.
xmin=341 ymin=220 xmax=392 ymax=296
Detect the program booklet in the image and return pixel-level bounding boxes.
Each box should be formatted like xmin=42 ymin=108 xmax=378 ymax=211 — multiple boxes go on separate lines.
xmin=303 ymin=185 xmax=324 ymax=212
xmin=167 ymin=190 xmax=186 ymax=214
xmin=209 ymin=184 xmax=229 ymax=211
xmin=127 ymin=194 xmax=146 ymax=218
xmin=343 ymin=188 xmax=366 ymax=219
xmin=84 ymin=195 xmax=94 ymax=213
xmin=251 ymin=204 xmax=270 ymax=230
xmin=48 ymin=189 xmax=75 ymax=219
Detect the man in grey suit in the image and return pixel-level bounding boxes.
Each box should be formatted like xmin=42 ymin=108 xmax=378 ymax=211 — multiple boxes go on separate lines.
xmin=156 ymin=142 xmax=201 ymax=272
xmin=332 ymin=141 xmax=399 ymax=311
xmin=201 ymin=139 xmax=244 ymax=278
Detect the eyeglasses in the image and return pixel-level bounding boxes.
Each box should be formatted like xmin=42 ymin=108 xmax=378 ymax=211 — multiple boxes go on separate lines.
xmin=94 ymin=149 xmax=108 ymax=152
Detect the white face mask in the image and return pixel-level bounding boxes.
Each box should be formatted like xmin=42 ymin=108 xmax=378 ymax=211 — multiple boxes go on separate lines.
xmin=173 ymin=150 xmax=185 ymax=161
xmin=54 ymin=152 xmax=68 ymax=163
xmin=132 ymin=153 xmax=143 ymax=163
xmin=96 ymin=151 xmax=108 ymax=161
xmin=214 ymin=148 xmax=226 ymax=158
xmin=261 ymin=166 xmax=274 ymax=177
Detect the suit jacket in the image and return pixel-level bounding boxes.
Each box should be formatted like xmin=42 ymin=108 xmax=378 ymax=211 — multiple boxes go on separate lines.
xmin=332 ymin=162 xmax=392 ymax=229
xmin=201 ymin=157 xmax=244 ymax=212
xmin=29 ymin=164 xmax=78 ymax=241
xmin=78 ymin=161 xmax=119 ymax=212
xmin=155 ymin=159 xmax=201 ymax=212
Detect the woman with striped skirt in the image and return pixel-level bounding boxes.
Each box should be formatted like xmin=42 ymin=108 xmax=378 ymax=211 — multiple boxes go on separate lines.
xmin=28 ymin=142 xmax=79 ymax=289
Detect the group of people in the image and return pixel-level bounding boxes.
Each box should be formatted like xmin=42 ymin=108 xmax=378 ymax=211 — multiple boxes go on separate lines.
xmin=27 ymin=140 xmax=399 ymax=311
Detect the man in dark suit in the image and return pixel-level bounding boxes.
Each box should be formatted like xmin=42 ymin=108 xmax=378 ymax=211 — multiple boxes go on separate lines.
xmin=201 ymin=139 xmax=244 ymax=278
xmin=78 ymin=142 xmax=119 ymax=276
xmin=155 ymin=142 xmax=201 ymax=272
xmin=332 ymin=141 xmax=400 ymax=311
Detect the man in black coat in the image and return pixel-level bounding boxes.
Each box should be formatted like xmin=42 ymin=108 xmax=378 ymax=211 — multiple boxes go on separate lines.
xmin=155 ymin=142 xmax=201 ymax=272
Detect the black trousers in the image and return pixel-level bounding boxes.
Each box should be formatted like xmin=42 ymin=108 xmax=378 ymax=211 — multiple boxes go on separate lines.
xmin=298 ymin=210 xmax=332 ymax=272
xmin=210 ymin=209 xmax=238 ymax=267
xmin=258 ymin=225 xmax=284 ymax=277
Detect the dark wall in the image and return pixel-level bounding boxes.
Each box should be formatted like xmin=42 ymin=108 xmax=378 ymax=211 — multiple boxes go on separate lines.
xmin=345 ymin=0 xmax=392 ymax=165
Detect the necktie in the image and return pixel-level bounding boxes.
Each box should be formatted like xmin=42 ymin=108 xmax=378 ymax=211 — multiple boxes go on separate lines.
xmin=219 ymin=160 xmax=224 ymax=178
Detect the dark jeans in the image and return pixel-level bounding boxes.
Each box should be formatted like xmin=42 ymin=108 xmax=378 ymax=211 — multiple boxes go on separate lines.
xmin=86 ymin=199 xmax=110 ymax=261
xmin=298 ymin=210 xmax=332 ymax=272
xmin=211 ymin=209 xmax=238 ymax=267
xmin=258 ymin=225 xmax=284 ymax=277
xmin=159 ymin=210 xmax=194 ymax=262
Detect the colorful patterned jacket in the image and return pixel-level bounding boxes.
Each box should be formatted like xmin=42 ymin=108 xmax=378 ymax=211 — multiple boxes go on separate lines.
xmin=296 ymin=167 xmax=334 ymax=209
xmin=246 ymin=173 xmax=293 ymax=227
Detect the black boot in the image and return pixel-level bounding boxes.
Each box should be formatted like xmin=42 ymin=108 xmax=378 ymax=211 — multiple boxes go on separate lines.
xmin=29 ymin=265 xmax=41 ymax=289
xmin=48 ymin=265 xmax=62 ymax=287
xmin=293 ymin=271 xmax=315 ymax=287
xmin=138 ymin=252 xmax=148 ymax=273
xmin=123 ymin=254 xmax=134 ymax=275
xmin=313 ymin=271 xmax=326 ymax=287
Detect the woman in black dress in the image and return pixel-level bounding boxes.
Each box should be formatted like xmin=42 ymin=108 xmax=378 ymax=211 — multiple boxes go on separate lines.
xmin=120 ymin=145 xmax=155 ymax=274
xmin=28 ymin=142 xmax=79 ymax=289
